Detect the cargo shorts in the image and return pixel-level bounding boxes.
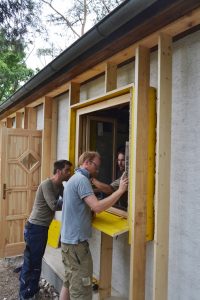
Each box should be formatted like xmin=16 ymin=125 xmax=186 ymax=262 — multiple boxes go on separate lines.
xmin=61 ymin=241 xmax=93 ymax=300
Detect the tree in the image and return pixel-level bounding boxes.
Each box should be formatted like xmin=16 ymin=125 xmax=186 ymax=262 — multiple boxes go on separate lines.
xmin=0 ymin=32 xmax=34 ymax=103
xmin=37 ymin=0 xmax=125 ymax=64
xmin=0 ymin=0 xmax=42 ymax=42
xmin=0 ymin=1 xmax=43 ymax=102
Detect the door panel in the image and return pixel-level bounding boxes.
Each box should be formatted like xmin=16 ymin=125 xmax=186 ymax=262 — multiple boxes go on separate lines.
xmin=0 ymin=127 xmax=42 ymax=258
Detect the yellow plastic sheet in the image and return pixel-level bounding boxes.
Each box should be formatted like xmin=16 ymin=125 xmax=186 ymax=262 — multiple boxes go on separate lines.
xmin=92 ymin=211 xmax=129 ymax=237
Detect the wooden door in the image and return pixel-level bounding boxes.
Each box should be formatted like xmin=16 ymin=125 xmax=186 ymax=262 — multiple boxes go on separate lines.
xmin=0 ymin=127 xmax=42 ymax=258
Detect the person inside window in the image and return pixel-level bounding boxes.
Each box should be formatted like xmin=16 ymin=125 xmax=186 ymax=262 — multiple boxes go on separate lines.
xmin=91 ymin=147 xmax=128 ymax=211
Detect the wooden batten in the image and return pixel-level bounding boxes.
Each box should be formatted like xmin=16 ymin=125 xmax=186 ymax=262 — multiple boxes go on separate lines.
xmin=99 ymin=233 xmax=113 ymax=299
xmin=24 ymin=107 xmax=37 ymax=129
xmin=15 ymin=112 xmax=23 ymax=129
xmin=69 ymin=82 xmax=80 ymax=105
xmin=41 ymin=97 xmax=53 ymax=180
xmin=129 ymin=45 xmax=150 ymax=300
xmin=153 ymin=33 xmax=172 ymax=300
xmin=6 ymin=118 xmax=13 ymax=128
xmin=105 ymin=62 xmax=117 ymax=92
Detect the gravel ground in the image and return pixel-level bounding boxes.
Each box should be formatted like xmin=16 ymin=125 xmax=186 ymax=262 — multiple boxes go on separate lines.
xmin=0 ymin=257 xmax=59 ymax=300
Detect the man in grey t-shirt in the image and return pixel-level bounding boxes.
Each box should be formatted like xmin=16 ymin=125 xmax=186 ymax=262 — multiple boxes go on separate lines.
xmin=19 ymin=160 xmax=72 ymax=300
xmin=60 ymin=151 xmax=128 ymax=300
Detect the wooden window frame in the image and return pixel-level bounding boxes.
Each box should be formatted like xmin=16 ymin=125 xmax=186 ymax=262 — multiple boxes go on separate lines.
xmin=69 ymin=86 xmax=132 ymax=219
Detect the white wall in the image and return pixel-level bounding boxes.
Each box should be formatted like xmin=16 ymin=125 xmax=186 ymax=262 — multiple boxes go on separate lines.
xmin=40 ymin=29 xmax=200 ymax=299
xmin=36 ymin=104 xmax=44 ymax=130
xmin=56 ymin=92 xmax=70 ymax=160
xmin=168 ymin=30 xmax=200 ymax=300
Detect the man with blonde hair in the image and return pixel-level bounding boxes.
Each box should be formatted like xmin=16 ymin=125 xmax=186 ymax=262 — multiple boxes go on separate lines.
xmin=60 ymin=151 xmax=128 ymax=300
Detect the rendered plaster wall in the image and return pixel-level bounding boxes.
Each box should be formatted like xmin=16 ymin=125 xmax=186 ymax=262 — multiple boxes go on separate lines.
xmin=36 ymin=104 xmax=43 ymax=130
xmin=168 ymin=30 xmax=200 ymax=300
xmin=56 ymin=92 xmax=70 ymax=160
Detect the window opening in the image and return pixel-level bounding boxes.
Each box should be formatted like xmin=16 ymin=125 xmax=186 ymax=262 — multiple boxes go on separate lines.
xmin=80 ymin=103 xmax=129 ymax=214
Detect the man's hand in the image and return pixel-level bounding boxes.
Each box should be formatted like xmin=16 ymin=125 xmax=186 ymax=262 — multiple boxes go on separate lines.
xmin=119 ymin=172 xmax=128 ymax=193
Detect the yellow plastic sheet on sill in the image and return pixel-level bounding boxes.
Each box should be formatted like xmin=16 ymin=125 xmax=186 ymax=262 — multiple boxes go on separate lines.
xmin=92 ymin=211 xmax=129 ymax=237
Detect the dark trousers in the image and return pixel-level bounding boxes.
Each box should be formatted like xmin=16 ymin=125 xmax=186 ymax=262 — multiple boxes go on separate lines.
xmin=19 ymin=222 xmax=48 ymax=299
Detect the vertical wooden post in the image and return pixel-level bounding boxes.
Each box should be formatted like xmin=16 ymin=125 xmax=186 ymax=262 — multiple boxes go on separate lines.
xmin=24 ymin=107 xmax=37 ymax=129
xmin=6 ymin=118 xmax=13 ymax=128
xmin=69 ymin=82 xmax=80 ymax=105
xmin=99 ymin=233 xmax=113 ymax=300
xmin=41 ymin=97 xmax=53 ymax=180
xmin=105 ymin=62 xmax=117 ymax=92
xmin=16 ymin=112 xmax=23 ymax=128
xmin=153 ymin=33 xmax=172 ymax=300
xmin=68 ymin=82 xmax=80 ymax=166
xmin=129 ymin=45 xmax=150 ymax=300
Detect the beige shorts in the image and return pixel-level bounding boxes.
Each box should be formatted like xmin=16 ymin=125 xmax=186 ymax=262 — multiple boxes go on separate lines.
xmin=61 ymin=241 xmax=93 ymax=300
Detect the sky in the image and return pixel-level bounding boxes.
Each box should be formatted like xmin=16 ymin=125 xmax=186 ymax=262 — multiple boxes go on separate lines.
xmin=25 ymin=0 xmax=92 ymax=70
xmin=25 ymin=0 xmax=71 ymax=69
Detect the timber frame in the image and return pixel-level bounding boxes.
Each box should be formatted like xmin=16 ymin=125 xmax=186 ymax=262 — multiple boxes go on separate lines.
xmin=0 ymin=1 xmax=200 ymax=299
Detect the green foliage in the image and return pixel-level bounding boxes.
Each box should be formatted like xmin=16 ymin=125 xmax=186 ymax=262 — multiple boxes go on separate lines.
xmin=0 ymin=32 xmax=34 ymax=103
xmin=0 ymin=0 xmax=41 ymax=42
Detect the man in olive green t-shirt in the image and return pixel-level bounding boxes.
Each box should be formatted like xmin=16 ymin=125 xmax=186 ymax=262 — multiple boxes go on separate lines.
xmin=19 ymin=159 xmax=72 ymax=300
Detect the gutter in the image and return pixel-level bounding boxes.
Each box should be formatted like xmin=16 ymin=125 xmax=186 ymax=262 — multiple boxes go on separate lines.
xmin=0 ymin=0 xmax=157 ymax=114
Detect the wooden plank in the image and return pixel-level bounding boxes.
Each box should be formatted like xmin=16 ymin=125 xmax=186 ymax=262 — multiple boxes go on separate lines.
xmin=15 ymin=112 xmax=23 ymax=128
xmin=99 ymin=232 xmax=113 ymax=300
xmin=6 ymin=118 xmax=13 ymax=128
xmin=105 ymin=62 xmax=117 ymax=92
xmin=41 ymin=97 xmax=53 ymax=180
xmin=146 ymin=88 xmax=156 ymax=241
xmin=24 ymin=107 xmax=37 ymax=129
xmin=72 ymin=84 xmax=132 ymax=110
xmin=69 ymin=82 xmax=80 ymax=105
xmin=153 ymin=33 xmax=172 ymax=300
xmin=76 ymin=94 xmax=130 ymax=116
xmin=46 ymin=83 xmax=70 ymax=98
xmin=129 ymin=46 xmax=150 ymax=300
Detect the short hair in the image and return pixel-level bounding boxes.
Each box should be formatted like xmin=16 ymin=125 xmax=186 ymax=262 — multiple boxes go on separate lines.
xmin=117 ymin=146 xmax=125 ymax=156
xmin=78 ymin=151 xmax=101 ymax=166
xmin=53 ymin=160 xmax=72 ymax=174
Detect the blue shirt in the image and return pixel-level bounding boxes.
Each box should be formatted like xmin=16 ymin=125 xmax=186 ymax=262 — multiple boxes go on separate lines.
xmin=61 ymin=168 xmax=94 ymax=244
